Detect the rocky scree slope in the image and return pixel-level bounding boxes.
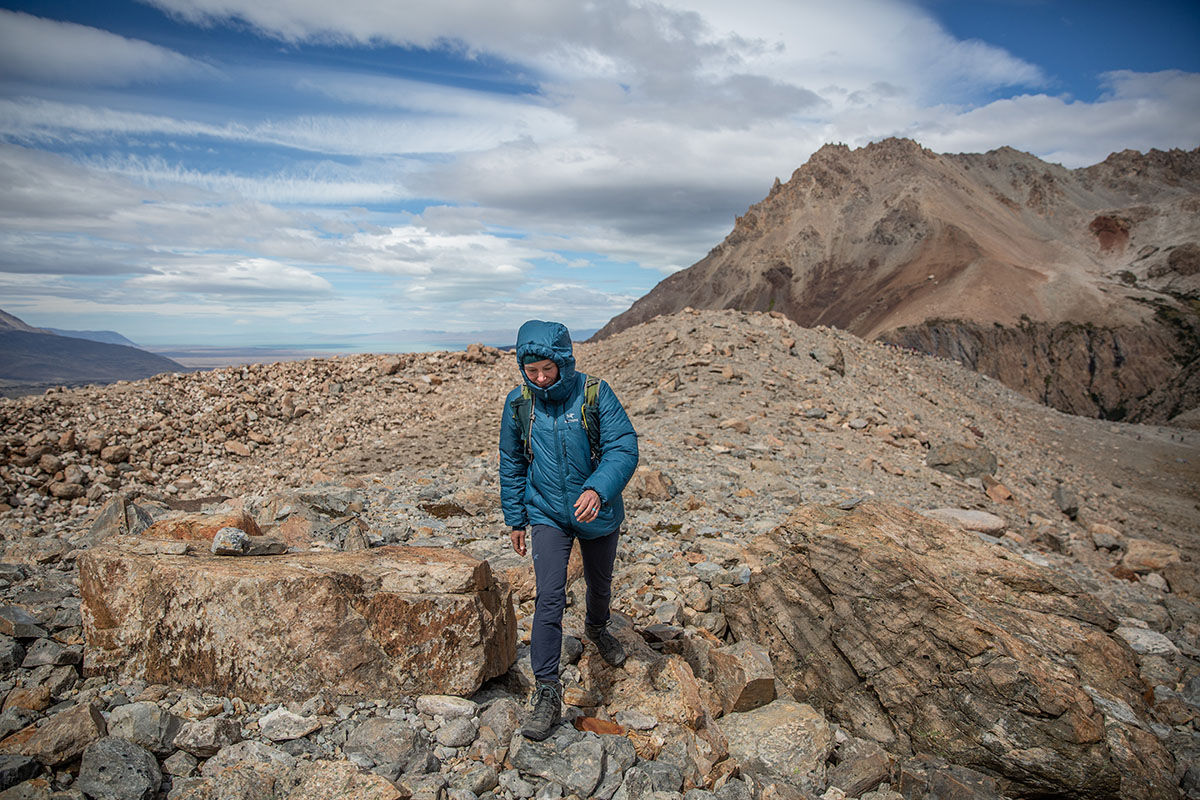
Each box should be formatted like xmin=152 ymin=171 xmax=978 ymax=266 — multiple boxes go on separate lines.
xmin=0 ymin=311 xmax=1196 ymax=799
xmin=593 ymin=139 xmax=1200 ymax=426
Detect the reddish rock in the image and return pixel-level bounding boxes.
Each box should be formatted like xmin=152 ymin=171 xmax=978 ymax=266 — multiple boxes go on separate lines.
xmin=37 ymin=454 xmax=62 ymax=475
xmin=627 ymin=468 xmax=676 ymax=501
xmin=3 ymin=686 xmax=51 ymax=713
xmin=142 ymin=511 xmax=262 ymax=543
xmin=708 ymin=641 xmax=776 ymax=715
xmin=1120 ymin=538 xmax=1182 ymax=573
xmin=100 ymin=445 xmax=130 ymax=464
xmin=48 ymin=482 xmax=84 ymax=500
xmin=223 ymin=441 xmax=251 ymax=457
xmin=0 ymin=702 xmax=106 ymax=766
xmin=79 ymin=544 xmax=516 ymax=702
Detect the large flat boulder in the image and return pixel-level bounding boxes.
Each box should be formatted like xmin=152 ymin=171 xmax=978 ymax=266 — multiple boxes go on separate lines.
xmin=79 ymin=543 xmax=516 ymax=702
xmin=723 ymin=502 xmax=1176 ymax=800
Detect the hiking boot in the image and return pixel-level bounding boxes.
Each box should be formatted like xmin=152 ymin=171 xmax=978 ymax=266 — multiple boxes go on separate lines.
xmin=521 ymin=682 xmax=562 ymax=741
xmin=586 ymin=623 xmax=627 ymax=667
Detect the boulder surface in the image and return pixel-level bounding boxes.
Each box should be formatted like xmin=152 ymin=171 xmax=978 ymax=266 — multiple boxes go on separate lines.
xmin=723 ymin=502 xmax=1177 ymax=800
xmin=79 ymin=543 xmax=516 ymax=702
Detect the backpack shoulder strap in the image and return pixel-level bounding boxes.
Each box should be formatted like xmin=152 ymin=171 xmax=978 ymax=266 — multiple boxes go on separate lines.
xmin=581 ymin=376 xmax=602 ymax=464
xmin=512 ymin=385 xmax=534 ymax=461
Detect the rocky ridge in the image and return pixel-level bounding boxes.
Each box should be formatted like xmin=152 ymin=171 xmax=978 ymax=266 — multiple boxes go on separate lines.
xmin=593 ymin=139 xmax=1200 ymax=426
xmin=0 ymin=310 xmax=1195 ymax=799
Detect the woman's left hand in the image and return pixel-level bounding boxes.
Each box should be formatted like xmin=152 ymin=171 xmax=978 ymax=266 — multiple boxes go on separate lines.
xmin=574 ymin=489 xmax=601 ymax=522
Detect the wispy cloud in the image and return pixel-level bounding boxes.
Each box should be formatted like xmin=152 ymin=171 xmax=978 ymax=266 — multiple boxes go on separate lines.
xmin=0 ymin=10 xmax=213 ymax=86
xmin=1 ymin=1 xmax=1195 ymax=343
xmin=127 ymin=257 xmax=334 ymax=295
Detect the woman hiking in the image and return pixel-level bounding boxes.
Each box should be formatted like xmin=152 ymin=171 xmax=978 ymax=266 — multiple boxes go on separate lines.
xmin=499 ymin=319 xmax=639 ymax=741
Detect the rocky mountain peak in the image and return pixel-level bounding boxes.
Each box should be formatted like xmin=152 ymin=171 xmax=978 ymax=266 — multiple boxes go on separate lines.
xmin=595 ymin=141 xmax=1200 ymax=426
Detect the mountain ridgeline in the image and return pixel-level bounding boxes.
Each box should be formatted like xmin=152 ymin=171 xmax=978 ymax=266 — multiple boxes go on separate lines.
xmin=0 ymin=309 xmax=186 ymax=392
xmin=593 ymin=139 xmax=1200 ymax=425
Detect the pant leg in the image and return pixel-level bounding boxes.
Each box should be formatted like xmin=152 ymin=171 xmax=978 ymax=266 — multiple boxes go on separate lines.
xmin=530 ymin=523 xmax=573 ymax=685
xmin=578 ymin=528 xmax=619 ymax=629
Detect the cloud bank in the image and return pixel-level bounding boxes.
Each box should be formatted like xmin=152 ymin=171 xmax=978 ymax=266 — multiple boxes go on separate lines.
xmin=0 ymin=1 xmax=1196 ymax=342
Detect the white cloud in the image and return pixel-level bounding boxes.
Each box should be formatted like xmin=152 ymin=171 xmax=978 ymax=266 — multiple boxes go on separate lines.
xmin=0 ymin=10 xmax=211 ymax=86
xmin=127 ymin=257 xmax=334 ymax=295
xmin=2 ymin=1 xmax=1197 ymax=343
xmin=902 ymin=70 xmax=1200 ymax=167
xmin=0 ymin=95 xmax=552 ymax=157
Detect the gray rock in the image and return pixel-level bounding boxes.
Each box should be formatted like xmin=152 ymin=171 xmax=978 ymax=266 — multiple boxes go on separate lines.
xmin=479 ymin=698 xmax=521 ymax=744
xmin=897 ymin=755 xmax=1005 ymax=800
xmin=1115 ymin=626 xmax=1180 ymax=656
xmin=925 ymin=442 xmax=997 ymax=480
xmin=614 ymin=710 xmax=658 ymax=731
xmin=210 ymin=526 xmax=250 ymax=555
xmin=923 ymin=508 xmax=1008 ymax=535
xmin=44 ymin=665 xmax=78 ymax=697
xmin=0 ymin=607 xmax=47 ymax=639
xmin=720 ymin=699 xmax=832 ymax=794
xmin=0 ymin=755 xmax=38 ymax=791
xmin=201 ymin=740 xmax=296 ymax=776
xmin=172 ymin=717 xmax=242 ymax=757
xmin=560 ymin=636 xmax=583 ymax=665
xmin=397 ymin=773 xmax=448 ymax=800
xmin=849 ymin=417 xmax=869 ymax=430
xmin=499 ymin=769 xmax=536 ymax=799
xmin=0 ymin=637 xmax=25 ymax=673
xmin=437 ymin=717 xmax=478 ymax=748
xmin=258 ymin=706 xmax=321 ymax=741
xmin=20 ymin=639 xmax=63 ymax=669
xmin=594 ymin=734 xmax=638 ymax=800
xmin=417 ymin=695 xmax=479 ymax=719
xmin=713 ymin=778 xmax=752 ymax=800
xmin=0 ymin=565 xmax=26 ymax=584
xmin=76 ymin=737 xmax=161 ymax=800
xmin=107 ymin=700 xmax=184 ymax=756
xmin=828 ymin=737 xmax=890 ymax=797
xmin=0 ymin=709 xmax=37 ymax=741
xmin=344 ymin=716 xmax=428 ymax=771
xmin=803 ymin=407 xmax=828 ymax=419
xmin=162 ymin=750 xmax=198 ymax=777
xmin=451 ymin=763 xmax=499 ymax=795
xmin=1053 ymin=485 xmax=1079 ymax=519
xmin=612 ymin=762 xmax=684 ymax=800
xmin=809 ymin=345 xmax=845 ymax=376
xmin=510 ymin=728 xmax=606 ymax=797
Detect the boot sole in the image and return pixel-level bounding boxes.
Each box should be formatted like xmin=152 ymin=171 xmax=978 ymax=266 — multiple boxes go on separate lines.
xmin=521 ymin=720 xmax=558 ymax=741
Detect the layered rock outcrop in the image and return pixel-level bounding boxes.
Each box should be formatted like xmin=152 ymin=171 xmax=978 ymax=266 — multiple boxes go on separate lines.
xmin=723 ymin=501 xmax=1177 ymax=800
xmin=79 ymin=544 xmax=516 ymax=702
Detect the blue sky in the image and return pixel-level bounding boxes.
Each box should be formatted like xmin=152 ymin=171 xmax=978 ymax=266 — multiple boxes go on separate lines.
xmin=1 ymin=0 xmax=1197 ymax=345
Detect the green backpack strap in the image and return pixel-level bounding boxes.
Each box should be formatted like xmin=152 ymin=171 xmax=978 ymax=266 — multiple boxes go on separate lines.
xmin=581 ymin=376 xmax=602 ymax=464
xmin=513 ymin=385 xmax=534 ymax=461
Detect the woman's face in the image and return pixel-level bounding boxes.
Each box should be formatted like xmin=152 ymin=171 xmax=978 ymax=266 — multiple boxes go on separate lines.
xmin=523 ymin=358 xmax=559 ymax=388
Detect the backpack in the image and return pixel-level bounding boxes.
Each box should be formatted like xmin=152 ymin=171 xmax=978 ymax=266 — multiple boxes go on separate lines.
xmin=512 ymin=376 xmax=602 ymax=464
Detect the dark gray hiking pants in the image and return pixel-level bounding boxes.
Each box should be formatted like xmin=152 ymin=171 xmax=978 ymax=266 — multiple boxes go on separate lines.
xmin=530 ymin=524 xmax=619 ymax=684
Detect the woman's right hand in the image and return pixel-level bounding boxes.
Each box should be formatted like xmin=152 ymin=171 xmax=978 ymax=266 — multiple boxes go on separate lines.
xmin=510 ymin=528 xmax=527 ymax=556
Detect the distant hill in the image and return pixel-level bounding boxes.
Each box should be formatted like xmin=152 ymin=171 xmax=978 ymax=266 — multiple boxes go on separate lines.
xmin=0 ymin=309 xmax=49 ymax=334
xmin=45 ymin=328 xmax=139 ymax=347
xmin=593 ymin=139 xmax=1200 ymax=425
xmin=0 ymin=308 xmax=186 ymax=388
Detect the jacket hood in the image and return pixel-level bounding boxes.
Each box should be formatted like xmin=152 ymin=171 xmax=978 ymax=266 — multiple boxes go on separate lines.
xmin=515 ymin=320 xmax=577 ymax=401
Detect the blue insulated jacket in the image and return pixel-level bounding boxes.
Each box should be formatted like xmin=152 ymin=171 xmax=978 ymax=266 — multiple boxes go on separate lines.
xmin=499 ymin=320 xmax=639 ymax=538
